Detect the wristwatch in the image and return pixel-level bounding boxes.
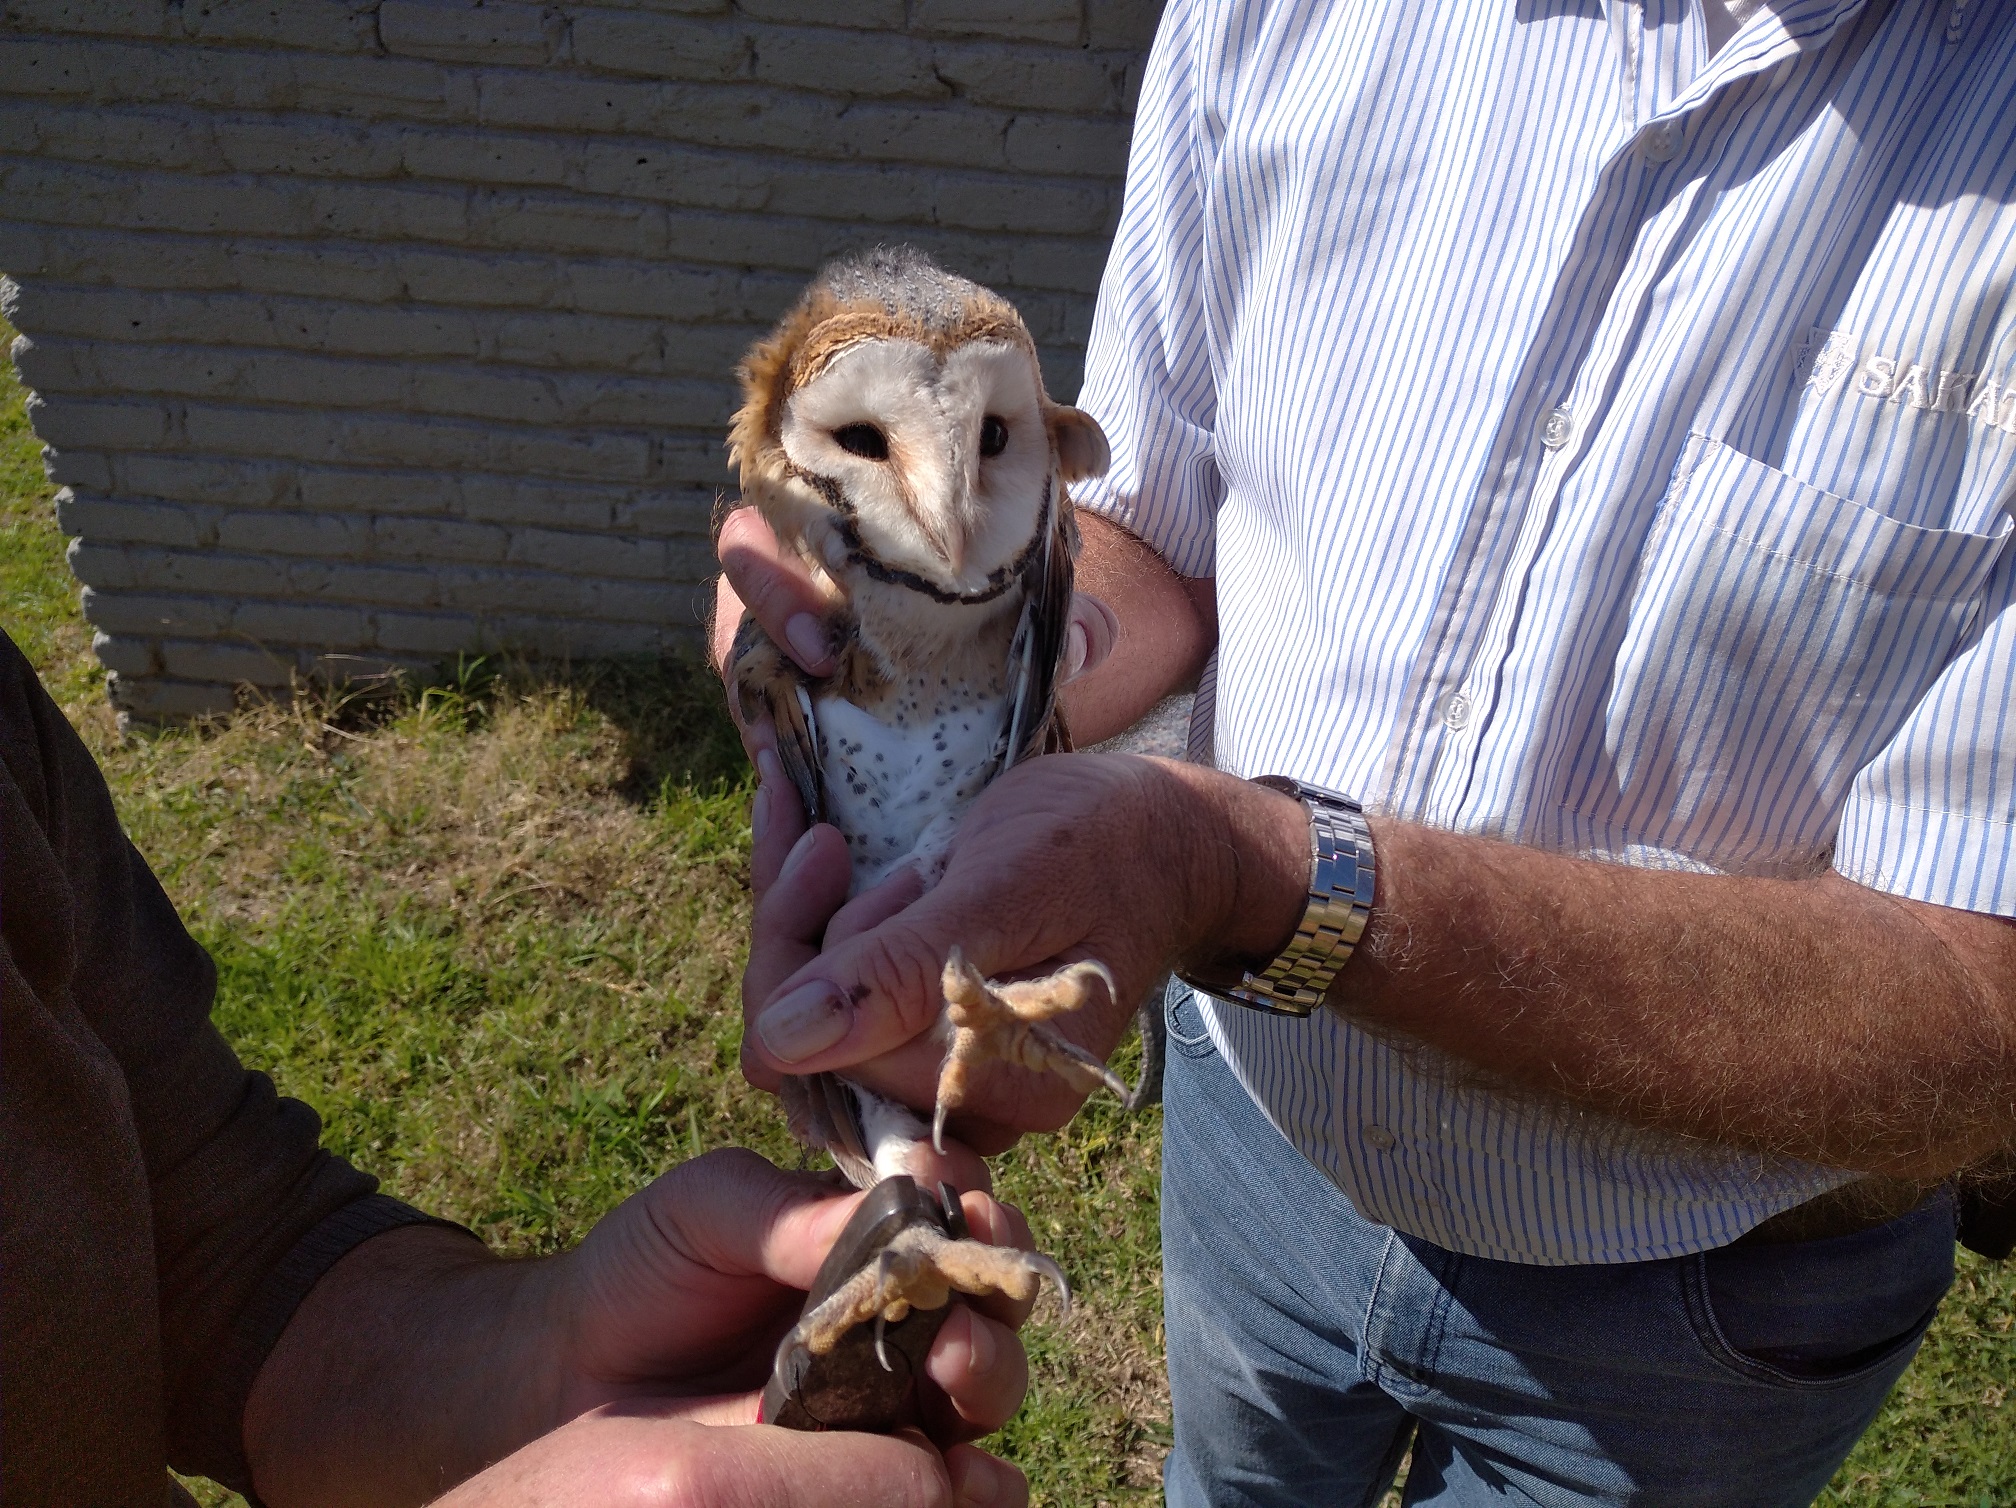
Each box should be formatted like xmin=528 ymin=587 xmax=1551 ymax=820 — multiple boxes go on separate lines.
xmin=1176 ymin=776 xmax=1376 ymax=1017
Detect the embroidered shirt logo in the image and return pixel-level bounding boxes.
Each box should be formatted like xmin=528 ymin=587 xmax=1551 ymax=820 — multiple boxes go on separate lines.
xmin=1802 ymin=328 xmax=2016 ymax=432
xmin=1804 ymin=329 xmax=1859 ymax=394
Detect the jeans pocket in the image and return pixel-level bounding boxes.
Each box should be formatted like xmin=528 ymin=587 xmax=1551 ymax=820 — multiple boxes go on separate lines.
xmin=1683 ymin=1194 xmax=1956 ymax=1391
xmin=1164 ymin=981 xmax=1219 ymax=1059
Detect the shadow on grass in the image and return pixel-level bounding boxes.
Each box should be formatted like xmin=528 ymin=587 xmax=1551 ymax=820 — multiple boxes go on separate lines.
xmin=309 ymin=650 xmax=750 ymax=806
xmin=566 ymin=653 xmax=749 ymax=803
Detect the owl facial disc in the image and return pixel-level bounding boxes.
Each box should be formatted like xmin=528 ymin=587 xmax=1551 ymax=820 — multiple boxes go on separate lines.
xmin=779 ymin=337 xmax=1052 ymax=597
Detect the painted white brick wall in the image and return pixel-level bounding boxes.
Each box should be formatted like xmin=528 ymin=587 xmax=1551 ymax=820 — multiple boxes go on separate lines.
xmin=0 ymin=0 xmax=1160 ymax=720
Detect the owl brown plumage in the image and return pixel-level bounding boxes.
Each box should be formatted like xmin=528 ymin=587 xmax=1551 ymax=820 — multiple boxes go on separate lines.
xmin=728 ymin=248 xmax=1101 ymax=875
xmin=726 ymin=250 xmax=1127 ymax=1360
xmin=733 ymin=246 xmax=1128 ymax=1169
xmin=729 ymin=246 xmax=1121 ymax=1149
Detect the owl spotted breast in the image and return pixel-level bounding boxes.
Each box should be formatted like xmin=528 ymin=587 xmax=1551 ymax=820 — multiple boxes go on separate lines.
xmin=729 ymin=244 xmax=1126 ymax=1161
xmin=727 ymin=250 xmax=1130 ymax=1401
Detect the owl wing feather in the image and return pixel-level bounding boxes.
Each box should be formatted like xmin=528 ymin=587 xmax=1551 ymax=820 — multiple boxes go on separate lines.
xmin=731 ymin=615 xmax=827 ymax=826
xmin=734 ymin=620 xmax=886 ymax=1191
xmin=782 ymin=1071 xmax=878 ymax=1189
xmin=1002 ymin=480 xmax=1078 ymax=769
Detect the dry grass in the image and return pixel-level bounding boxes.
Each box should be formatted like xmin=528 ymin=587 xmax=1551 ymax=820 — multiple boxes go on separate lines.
xmin=126 ymin=663 xmax=761 ymax=1241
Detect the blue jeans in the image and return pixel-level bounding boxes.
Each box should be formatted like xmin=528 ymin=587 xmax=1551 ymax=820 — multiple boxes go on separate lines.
xmin=1160 ymin=986 xmax=1955 ymax=1508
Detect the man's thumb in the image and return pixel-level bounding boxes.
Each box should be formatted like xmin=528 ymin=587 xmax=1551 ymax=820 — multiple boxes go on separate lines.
xmin=687 ymin=1424 xmax=957 ymax=1508
xmin=746 ymin=909 xmax=962 ymax=1076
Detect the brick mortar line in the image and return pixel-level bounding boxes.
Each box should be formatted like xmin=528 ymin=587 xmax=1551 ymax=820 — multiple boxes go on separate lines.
xmin=0 ymin=11 xmax=1148 ymax=69
xmin=59 ymin=487 xmax=722 ymax=538
xmin=32 ymin=440 xmax=737 ymax=476
xmin=0 ymin=224 xmax=848 ymax=318
xmin=6 ymin=309 xmax=1084 ymax=375
xmin=18 ymin=334 xmax=738 ymax=378
xmin=1 ymin=99 xmax=1137 ymax=194
xmin=0 ymin=38 xmax=1138 ymax=172
xmin=16 ymin=334 xmax=737 ymax=405
xmin=0 ymin=241 xmax=1098 ymax=343
xmin=0 ymin=172 xmax=1116 ymax=297
xmin=0 ymin=157 xmax=1122 ymax=243
xmin=27 ymin=391 xmax=728 ymax=438
xmin=36 ymin=445 xmax=743 ymax=500
xmin=75 ymin=557 xmax=721 ymax=584
xmin=75 ymin=576 xmax=719 ymax=627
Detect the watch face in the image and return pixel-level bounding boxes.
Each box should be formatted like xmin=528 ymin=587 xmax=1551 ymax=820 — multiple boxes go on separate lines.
xmin=1215 ymin=777 xmax=1373 ymax=1017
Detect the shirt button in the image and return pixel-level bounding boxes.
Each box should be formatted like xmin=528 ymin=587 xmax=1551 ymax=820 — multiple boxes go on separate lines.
xmin=1364 ymin=1124 xmax=1397 ymax=1151
xmin=1641 ymin=119 xmax=1681 ymax=162
xmin=1440 ymin=691 xmax=1472 ymax=730
xmin=1540 ymin=405 xmax=1575 ymax=449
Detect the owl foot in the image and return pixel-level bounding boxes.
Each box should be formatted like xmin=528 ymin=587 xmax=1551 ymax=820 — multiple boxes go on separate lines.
xmin=933 ymin=948 xmax=1131 ymax=1150
xmin=789 ymin=1219 xmax=1070 ymax=1361
xmin=765 ymin=1176 xmax=1068 ymax=1433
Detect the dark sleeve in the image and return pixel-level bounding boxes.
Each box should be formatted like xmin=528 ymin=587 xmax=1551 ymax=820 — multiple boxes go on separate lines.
xmin=0 ymin=635 xmax=468 ymax=1492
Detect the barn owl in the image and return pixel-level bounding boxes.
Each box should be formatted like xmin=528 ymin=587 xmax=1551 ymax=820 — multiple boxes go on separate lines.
xmin=727 ymin=247 xmax=1126 ymax=1383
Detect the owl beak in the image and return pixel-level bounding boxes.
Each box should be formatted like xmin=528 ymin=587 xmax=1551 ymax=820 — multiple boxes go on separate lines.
xmin=917 ymin=515 xmax=966 ymax=576
xmin=935 ymin=526 xmax=967 ymax=576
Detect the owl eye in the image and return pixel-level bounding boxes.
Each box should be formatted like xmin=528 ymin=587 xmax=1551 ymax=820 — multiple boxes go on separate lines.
xmin=979 ymin=415 xmax=1009 ymax=458
xmin=833 ymin=423 xmax=889 ymax=460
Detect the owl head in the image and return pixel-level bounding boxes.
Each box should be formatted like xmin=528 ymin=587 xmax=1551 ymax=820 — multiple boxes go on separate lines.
xmin=729 ymin=247 xmax=1108 ymax=607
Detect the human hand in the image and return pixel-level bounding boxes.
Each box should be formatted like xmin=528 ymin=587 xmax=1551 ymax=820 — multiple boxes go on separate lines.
xmin=557 ymin=767 xmax=1039 ymax=1420
xmin=741 ymin=733 xmax=996 ymax=1191
xmin=711 ymin=505 xmax=836 ymax=767
xmin=547 ymin=1147 xmax=1035 ymax=1442
xmin=741 ymin=752 xmax=1309 ymax=1150
xmin=711 ymin=506 xmax=1118 ymax=767
xmin=435 ymin=774 xmax=1038 ymax=1492
xmin=432 ymin=1397 xmax=1023 ymax=1508
xmin=243 ymin=742 xmax=1041 ymax=1508
xmin=545 ymin=744 xmax=1033 ymax=1427
xmin=243 ymin=1153 xmax=1030 ymax=1508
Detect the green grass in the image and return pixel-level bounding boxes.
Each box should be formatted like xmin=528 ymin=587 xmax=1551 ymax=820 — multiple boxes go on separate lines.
xmin=1 ymin=326 xmax=101 ymax=709
xmin=1817 ymin=1249 xmax=2015 ymax=1508
xmin=2 ymin=320 xmax=2008 ymax=1506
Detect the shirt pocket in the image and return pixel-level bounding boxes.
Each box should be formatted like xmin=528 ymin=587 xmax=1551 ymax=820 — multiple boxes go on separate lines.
xmin=1570 ymin=433 xmax=2008 ymax=870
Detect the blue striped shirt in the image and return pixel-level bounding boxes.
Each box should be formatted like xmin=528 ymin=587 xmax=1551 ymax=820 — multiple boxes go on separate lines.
xmin=1074 ymin=0 xmax=2016 ymax=1263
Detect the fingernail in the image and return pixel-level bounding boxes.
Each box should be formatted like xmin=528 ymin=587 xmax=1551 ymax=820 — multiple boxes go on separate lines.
xmin=757 ymin=748 xmax=784 ymax=790
xmin=757 ymin=980 xmax=851 ymax=1063
xmin=778 ymin=827 xmax=818 ymax=883
xmin=1063 ymin=620 xmax=1088 ymax=682
xmin=964 ymin=1311 xmax=998 ymax=1376
xmin=750 ymin=780 xmax=772 ymax=845
xmin=785 ymin=613 xmax=831 ymax=670
xmin=954 ymin=1454 xmax=1007 ymax=1508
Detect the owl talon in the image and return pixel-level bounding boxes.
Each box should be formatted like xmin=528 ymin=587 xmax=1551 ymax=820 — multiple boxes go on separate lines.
xmin=785 ymin=1220 xmax=1066 ymax=1358
xmin=764 ymin=1175 xmax=1066 ymax=1435
xmin=934 ymin=948 xmax=1133 ymax=1136
xmin=1020 ymin=1248 xmax=1073 ymax=1321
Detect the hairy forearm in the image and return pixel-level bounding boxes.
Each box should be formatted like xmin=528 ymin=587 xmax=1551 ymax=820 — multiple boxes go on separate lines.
xmin=1061 ymin=513 xmax=1215 ymax=746
xmin=1317 ymin=817 xmax=2016 ymax=1179
xmin=1181 ymin=773 xmax=2016 ymax=1179
xmin=244 ymin=1227 xmax=561 ymax=1508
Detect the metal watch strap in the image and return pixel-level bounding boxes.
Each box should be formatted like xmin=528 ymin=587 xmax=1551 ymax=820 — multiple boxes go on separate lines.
xmin=1179 ymin=776 xmax=1376 ymax=1018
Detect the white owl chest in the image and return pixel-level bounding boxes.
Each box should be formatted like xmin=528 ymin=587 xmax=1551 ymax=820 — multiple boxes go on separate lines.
xmin=813 ymin=687 xmax=1008 ymax=896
